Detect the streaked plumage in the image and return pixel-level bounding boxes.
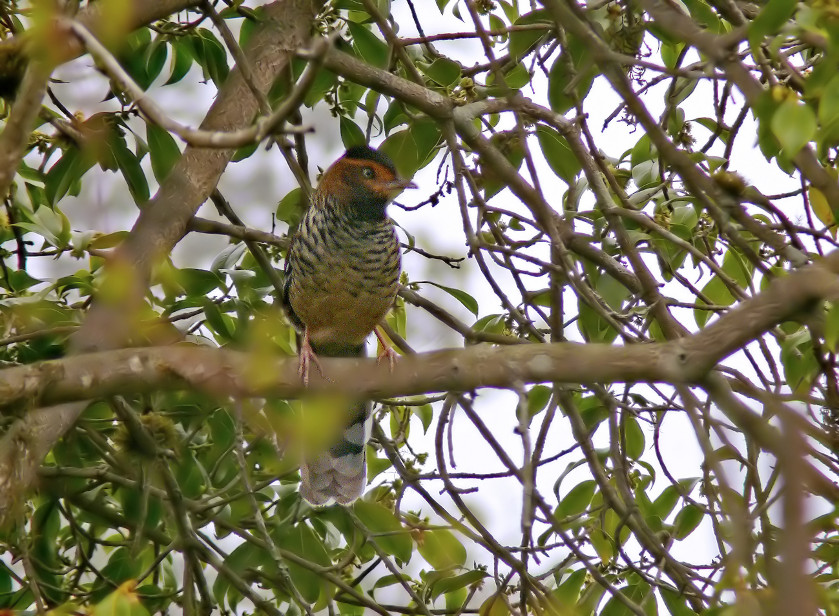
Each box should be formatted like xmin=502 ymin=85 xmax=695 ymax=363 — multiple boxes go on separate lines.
xmin=283 ymin=145 xmax=415 ymax=505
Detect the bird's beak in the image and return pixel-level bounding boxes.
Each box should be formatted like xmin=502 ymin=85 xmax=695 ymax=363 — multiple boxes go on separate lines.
xmin=385 ymin=178 xmax=417 ymax=196
xmin=390 ymin=179 xmax=417 ymax=190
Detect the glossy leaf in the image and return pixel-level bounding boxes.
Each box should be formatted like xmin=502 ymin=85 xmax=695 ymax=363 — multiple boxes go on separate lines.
xmin=354 ymin=500 xmax=413 ymax=563
xmin=536 ymin=125 xmax=581 ymax=184
xmin=146 ymin=123 xmax=180 ymax=183
xmin=556 ymin=480 xmax=596 ymax=519
xmin=771 ymin=98 xmax=816 ymax=157
xmin=672 ymin=505 xmax=704 ymax=540
xmin=348 ymin=22 xmax=389 ymax=68
xmin=421 ymin=280 xmax=479 ymax=315
xmin=417 ymin=529 xmax=467 ymax=569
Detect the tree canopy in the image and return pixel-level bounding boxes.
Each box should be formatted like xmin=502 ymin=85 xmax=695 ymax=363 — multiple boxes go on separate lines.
xmin=1 ymin=0 xmax=839 ymax=615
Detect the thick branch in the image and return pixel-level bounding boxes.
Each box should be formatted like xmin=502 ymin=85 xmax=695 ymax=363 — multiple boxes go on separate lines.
xmin=3 ymin=250 xmax=839 ymax=406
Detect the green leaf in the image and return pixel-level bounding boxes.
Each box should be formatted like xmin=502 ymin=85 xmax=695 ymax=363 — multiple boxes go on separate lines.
xmin=661 ymin=587 xmax=700 ymax=616
xmin=421 ymin=280 xmax=479 ymax=315
xmin=668 ymin=76 xmax=698 ymax=106
xmin=276 ymin=187 xmax=305 ymax=226
xmin=556 ymin=480 xmax=596 ymax=519
xmin=231 ymin=141 xmax=259 ymax=163
xmin=178 ymin=268 xmax=222 ymax=296
xmin=214 ymin=542 xmax=272 ymax=608
xmin=509 ymin=10 xmax=552 ymax=59
xmin=118 ymin=28 xmax=153 ymax=89
xmin=526 ymin=384 xmax=552 ymax=420
xmin=411 ymin=403 xmax=434 ymax=433
xmin=694 ymin=275 xmax=737 ymax=328
xmin=99 ymin=548 xmax=141 ymax=589
xmin=780 ymin=328 xmax=818 ymax=393
xmin=418 ymin=529 xmax=467 ymax=569
xmin=771 ymin=97 xmax=816 ymax=157
xmin=146 ymin=123 xmax=180 ymax=183
xmin=652 ymin=486 xmax=681 ymax=522
xmin=547 ymin=35 xmax=595 ymax=114
xmin=175 ymin=450 xmax=206 ymax=499
xmin=90 ymin=231 xmax=129 ymax=249
xmin=748 ymin=0 xmax=796 ymax=45
xmin=536 ymin=125 xmax=581 ymax=184
xmin=354 ymin=500 xmax=412 ymax=563
xmin=340 ymin=116 xmax=366 ymax=149
xmin=166 ymin=38 xmax=193 ymax=85
xmin=809 ymin=185 xmax=837 ymax=237
xmin=92 ymin=582 xmax=150 ymax=616
xmin=623 ymin=415 xmax=645 ymax=460
xmin=203 ymin=299 xmax=234 ymax=341
xmin=419 ymin=57 xmax=461 ymax=87
xmin=274 ymin=524 xmax=333 ymax=603
xmin=45 ymin=148 xmax=95 ymax=205
xmin=188 ymin=28 xmax=229 ymax=86
xmin=481 ymin=133 xmax=525 ymax=199
xmin=6 ymin=269 xmax=41 ymax=292
xmin=630 ymin=133 xmax=655 ymax=167
xmin=601 ymin=583 xmax=652 ymax=616
xmin=579 ymin=395 xmax=610 ymax=430
xmin=818 ymin=74 xmax=839 ymax=144
xmin=380 ymin=128 xmax=419 ymax=179
xmin=589 ymin=528 xmax=614 ymax=564
xmin=682 ymin=0 xmax=723 ymax=32
xmin=110 ymin=134 xmax=150 ymax=203
xmin=383 ymin=101 xmax=409 ymax=133
xmin=578 ymin=298 xmax=619 ymax=343
xmin=379 ymin=119 xmax=441 ymax=177
xmin=304 ymin=67 xmax=338 ymax=108
xmin=0 ymin=562 xmax=11 ymax=596
xmin=430 ymin=570 xmax=487 ymax=600
xmin=672 ymin=504 xmax=704 ymax=540
xmin=472 ymin=313 xmax=508 ymax=335
xmin=826 ymin=302 xmax=839 ymax=352
xmin=348 ymin=22 xmax=389 ymax=68
xmin=479 ymin=594 xmax=511 ymax=616
xmin=553 ymin=568 xmax=586 ymax=606
xmin=145 ymin=36 xmax=168 ymax=85
xmin=16 ymin=204 xmax=71 ymax=248
xmin=367 ymin=448 xmax=392 ymax=481
xmin=501 ymin=63 xmax=531 ymax=90
xmin=660 ymin=41 xmax=685 ymax=69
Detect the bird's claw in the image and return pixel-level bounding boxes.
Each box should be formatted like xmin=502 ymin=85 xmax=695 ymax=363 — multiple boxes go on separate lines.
xmin=298 ymin=331 xmax=326 ymax=385
xmin=374 ymin=328 xmax=399 ymax=372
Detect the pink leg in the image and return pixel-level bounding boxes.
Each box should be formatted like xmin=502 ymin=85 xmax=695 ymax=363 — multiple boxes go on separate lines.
xmin=374 ymin=327 xmax=399 ymax=372
xmin=298 ymin=329 xmax=325 ymax=385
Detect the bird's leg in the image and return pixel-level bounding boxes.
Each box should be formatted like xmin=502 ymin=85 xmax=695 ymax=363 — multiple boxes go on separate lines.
xmin=374 ymin=327 xmax=399 ymax=372
xmin=298 ymin=328 xmax=325 ymax=385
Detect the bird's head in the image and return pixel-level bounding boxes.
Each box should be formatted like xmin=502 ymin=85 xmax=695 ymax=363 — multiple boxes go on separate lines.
xmin=318 ymin=145 xmax=417 ymax=220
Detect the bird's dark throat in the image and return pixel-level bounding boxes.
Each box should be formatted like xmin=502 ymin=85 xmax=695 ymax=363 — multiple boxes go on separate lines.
xmin=347 ymin=191 xmax=390 ymax=222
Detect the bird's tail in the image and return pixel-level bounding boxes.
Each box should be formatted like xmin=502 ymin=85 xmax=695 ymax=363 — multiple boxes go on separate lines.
xmin=299 ymin=341 xmax=371 ymax=506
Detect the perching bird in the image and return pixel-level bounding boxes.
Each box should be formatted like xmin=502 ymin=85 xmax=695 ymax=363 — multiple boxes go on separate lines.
xmin=283 ymin=145 xmax=416 ymax=505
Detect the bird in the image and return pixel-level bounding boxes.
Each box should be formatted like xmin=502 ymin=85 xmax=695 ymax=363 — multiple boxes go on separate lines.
xmin=283 ymin=145 xmax=416 ymax=505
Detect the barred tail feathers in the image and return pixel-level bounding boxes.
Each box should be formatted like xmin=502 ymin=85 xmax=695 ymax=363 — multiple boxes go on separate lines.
xmin=299 ymin=340 xmax=371 ymax=506
xmin=300 ymin=400 xmax=372 ymax=505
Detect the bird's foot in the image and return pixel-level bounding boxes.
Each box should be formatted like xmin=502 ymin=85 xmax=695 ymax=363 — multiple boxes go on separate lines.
xmin=298 ymin=331 xmax=325 ymax=385
xmin=374 ymin=328 xmax=399 ymax=372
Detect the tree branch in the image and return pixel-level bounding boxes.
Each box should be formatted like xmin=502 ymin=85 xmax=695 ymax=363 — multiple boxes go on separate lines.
xmin=3 ymin=248 xmax=839 ymax=407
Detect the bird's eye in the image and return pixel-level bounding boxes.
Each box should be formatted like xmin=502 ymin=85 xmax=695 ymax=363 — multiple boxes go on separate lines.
xmin=362 ymin=167 xmax=375 ymax=179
